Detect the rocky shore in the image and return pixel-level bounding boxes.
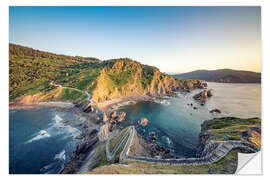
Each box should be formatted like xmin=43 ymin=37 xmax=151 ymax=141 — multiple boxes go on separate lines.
xmin=193 ymin=89 xmax=213 ymax=103
xmin=61 ymin=129 xmax=99 ymax=174
xmin=10 ymin=79 xmax=212 ymax=174
xmin=128 ymin=128 xmax=173 ymax=159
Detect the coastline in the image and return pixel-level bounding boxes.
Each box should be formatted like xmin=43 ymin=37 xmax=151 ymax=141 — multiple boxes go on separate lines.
xmin=96 ymin=95 xmax=155 ymax=112
xmin=9 ymin=100 xmax=101 ymax=130
xmin=9 ymin=101 xmax=74 ymax=110
xmin=9 ymin=85 xmax=262 ymax=174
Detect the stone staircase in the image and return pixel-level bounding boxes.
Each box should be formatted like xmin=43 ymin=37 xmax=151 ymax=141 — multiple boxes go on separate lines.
xmin=119 ymin=126 xmax=259 ymax=166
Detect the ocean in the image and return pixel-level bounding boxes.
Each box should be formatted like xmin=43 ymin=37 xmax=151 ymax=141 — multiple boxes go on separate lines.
xmin=9 ymin=107 xmax=90 ymax=174
xmin=117 ymin=82 xmax=261 ymax=158
xmin=9 ymin=82 xmax=261 ymax=173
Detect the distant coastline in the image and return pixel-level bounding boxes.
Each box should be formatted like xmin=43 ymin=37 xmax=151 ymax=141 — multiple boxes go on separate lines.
xmin=173 ymin=69 xmax=261 ymax=84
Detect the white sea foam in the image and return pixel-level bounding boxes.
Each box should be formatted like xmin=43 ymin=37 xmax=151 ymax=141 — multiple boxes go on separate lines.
xmin=161 ymin=136 xmax=173 ymax=146
xmin=154 ymin=99 xmax=171 ymax=105
xmin=40 ymin=162 xmax=56 ymax=173
xmin=52 ymin=114 xmax=81 ymax=138
xmin=166 ymin=137 xmax=173 ymax=145
xmin=62 ymin=125 xmax=81 ymax=138
xmin=26 ymin=130 xmax=51 ymax=143
xmin=53 ymin=114 xmax=63 ymax=127
xmin=54 ymin=150 xmax=66 ymax=161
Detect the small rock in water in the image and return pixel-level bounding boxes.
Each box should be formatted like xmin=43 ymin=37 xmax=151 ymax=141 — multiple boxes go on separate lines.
xmin=76 ymin=123 xmax=83 ymax=126
xmin=75 ymin=135 xmax=83 ymax=139
xmin=193 ymin=90 xmax=208 ymax=102
xmin=210 ymin=108 xmax=221 ymax=113
xmin=207 ymin=90 xmax=213 ymax=97
xmin=140 ymin=117 xmax=148 ymax=126
xmin=103 ymin=112 xmax=109 ymax=122
xmin=61 ymin=120 xmax=69 ymax=123
xmin=111 ymin=111 xmax=118 ymax=120
xmin=118 ymin=112 xmax=126 ymax=122
xmin=149 ymin=132 xmax=157 ymax=142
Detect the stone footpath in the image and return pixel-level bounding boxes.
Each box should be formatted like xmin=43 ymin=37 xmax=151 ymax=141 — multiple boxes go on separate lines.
xmin=106 ymin=127 xmax=131 ymax=161
xmin=119 ymin=126 xmax=259 ymax=166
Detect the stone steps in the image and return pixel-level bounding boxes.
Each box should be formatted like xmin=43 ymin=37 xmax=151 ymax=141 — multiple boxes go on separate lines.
xmin=119 ymin=126 xmax=259 ymax=166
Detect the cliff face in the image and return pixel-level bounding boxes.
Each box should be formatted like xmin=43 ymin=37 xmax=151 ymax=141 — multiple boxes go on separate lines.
xmin=91 ymin=59 xmax=180 ymax=103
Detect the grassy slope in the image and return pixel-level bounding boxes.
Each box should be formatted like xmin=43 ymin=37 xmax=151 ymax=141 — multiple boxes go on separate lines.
xmin=86 ymin=150 xmax=239 ymax=174
xmin=202 ymin=117 xmax=261 ymax=142
xmin=54 ymin=88 xmax=88 ymax=102
xmin=9 ymin=44 xmax=105 ymax=101
xmin=10 ymin=44 xmax=181 ymax=103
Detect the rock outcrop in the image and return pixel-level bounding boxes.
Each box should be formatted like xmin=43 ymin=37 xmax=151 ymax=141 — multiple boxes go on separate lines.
xmin=140 ymin=117 xmax=148 ymax=126
xmin=193 ymin=90 xmax=208 ymax=102
xmin=91 ymin=59 xmax=181 ymax=103
xmin=103 ymin=112 xmax=109 ymax=122
xmin=210 ymin=109 xmax=221 ymax=113
xmin=179 ymin=80 xmax=207 ymax=92
xmin=99 ymin=123 xmax=110 ymax=141
xmin=109 ymin=111 xmax=126 ymax=124
xmin=207 ymin=90 xmax=213 ymax=97
xmin=62 ymin=129 xmax=99 ymax=174
xmin=118 ymin=112 xmax=126 ymax=122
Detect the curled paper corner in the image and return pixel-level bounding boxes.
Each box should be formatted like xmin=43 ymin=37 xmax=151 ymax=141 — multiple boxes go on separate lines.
xmin=236 ymin=151 xmax=262 ymax=175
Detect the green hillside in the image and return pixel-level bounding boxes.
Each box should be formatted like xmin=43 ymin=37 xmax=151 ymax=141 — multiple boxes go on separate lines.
xmin=9 ymin=44 xmax=184 ymax=103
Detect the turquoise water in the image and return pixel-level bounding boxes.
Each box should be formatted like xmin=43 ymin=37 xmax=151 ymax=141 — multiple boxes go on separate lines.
xmin=118 ymin=82 xmax=261 ymax=157
xmin=9 ymin=107 xmax=90 ymax=174
xmin=9 ymin=83 xmax=261 ymax=173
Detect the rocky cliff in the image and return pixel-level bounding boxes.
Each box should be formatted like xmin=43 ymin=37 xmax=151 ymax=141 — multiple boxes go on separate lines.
xmin=9 ymin=44 xmax=206 ymax=105
xmin=91 ymin=59 xmax=180 ymax=103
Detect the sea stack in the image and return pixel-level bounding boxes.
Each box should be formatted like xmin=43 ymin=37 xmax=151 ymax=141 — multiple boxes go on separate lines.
xmin=140 ymin=117 xmax=148 ymax=126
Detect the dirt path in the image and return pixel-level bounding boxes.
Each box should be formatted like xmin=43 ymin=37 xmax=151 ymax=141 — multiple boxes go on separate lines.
xmin=50 ymin=81 xmax=91 ymax=100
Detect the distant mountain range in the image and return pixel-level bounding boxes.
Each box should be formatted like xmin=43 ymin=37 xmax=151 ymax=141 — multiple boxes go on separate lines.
xmin=173 ymin=69 xmax=261 ymax=83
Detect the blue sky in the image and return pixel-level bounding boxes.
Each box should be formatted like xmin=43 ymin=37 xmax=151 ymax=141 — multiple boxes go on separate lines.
xmin=9 ymin=6 xmax=261 ymax=73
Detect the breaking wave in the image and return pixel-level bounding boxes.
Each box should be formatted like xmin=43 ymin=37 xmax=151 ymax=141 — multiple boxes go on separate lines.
xmin=26 ymin=130 xmax=51 ymax=143
xmin=161 ymin=136 xmax=173 ymax=147
xmin=54 ymin=150 xmax=66 ymax=161
xmin=52 ymin=114 xmax=81 ymax=138
xmin=154 ymin=99 xmax=171 ymax=105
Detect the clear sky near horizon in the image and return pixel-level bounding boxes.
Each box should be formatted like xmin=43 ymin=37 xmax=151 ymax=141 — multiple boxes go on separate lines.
xmin=9 ymin=6 xmax=261 ymax=73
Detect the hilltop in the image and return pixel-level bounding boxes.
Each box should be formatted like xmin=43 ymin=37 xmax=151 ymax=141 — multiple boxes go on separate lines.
xmin=9 ymin=44 xmax=199 ymax=106
xmin=173 ymin=69 xmax=261 ymax=83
